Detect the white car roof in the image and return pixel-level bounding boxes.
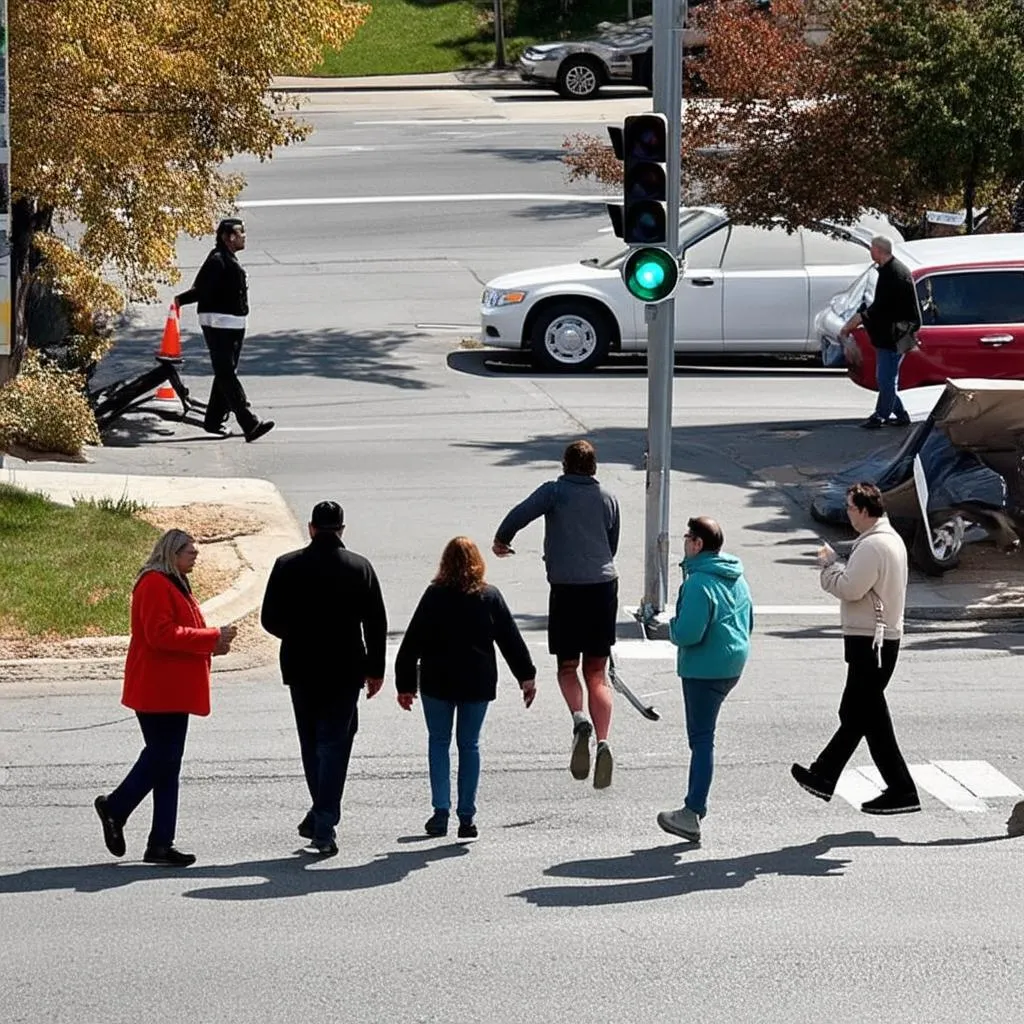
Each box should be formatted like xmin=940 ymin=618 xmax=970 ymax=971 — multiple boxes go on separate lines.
xmin=893 ymin=233 xmax=1024 ymax=269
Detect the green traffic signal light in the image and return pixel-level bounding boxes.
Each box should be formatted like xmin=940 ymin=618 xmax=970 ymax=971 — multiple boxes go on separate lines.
xmin=622 ymin=247 xmax=679 ymax=302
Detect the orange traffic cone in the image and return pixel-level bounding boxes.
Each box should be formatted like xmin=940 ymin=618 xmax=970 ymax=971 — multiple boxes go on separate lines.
xmin=155 ymin=303 xmax=181 ymax=401
xmin=158 ymin=302 xmax=182 ymax=358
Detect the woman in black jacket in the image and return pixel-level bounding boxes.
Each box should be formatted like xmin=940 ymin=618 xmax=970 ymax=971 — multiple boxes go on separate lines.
xmin=396 ymin=537 xmax=536 ymax=840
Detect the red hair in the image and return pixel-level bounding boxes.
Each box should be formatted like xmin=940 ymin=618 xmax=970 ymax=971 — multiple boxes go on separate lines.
xmin=433 ymin=536 xmax=486 ymax=593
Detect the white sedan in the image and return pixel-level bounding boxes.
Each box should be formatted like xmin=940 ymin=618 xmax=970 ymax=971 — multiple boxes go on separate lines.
xmin=480 ymin=206 xmax=895 ymax=371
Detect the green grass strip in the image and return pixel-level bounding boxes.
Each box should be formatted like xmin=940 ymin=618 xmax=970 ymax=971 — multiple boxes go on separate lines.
xmin=0 ymin=485 xmax=160 ymax=638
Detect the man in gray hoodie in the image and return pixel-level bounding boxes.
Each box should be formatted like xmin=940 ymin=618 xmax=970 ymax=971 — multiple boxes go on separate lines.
xmin=493 ymin=440 xmax=620 ymax=789
xmin=791 ymin=482 xmax=920 ymax=815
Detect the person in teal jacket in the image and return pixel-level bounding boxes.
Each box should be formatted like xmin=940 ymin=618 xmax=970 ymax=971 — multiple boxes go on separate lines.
xmin=658 ymin=516 xmax=753 ymax=844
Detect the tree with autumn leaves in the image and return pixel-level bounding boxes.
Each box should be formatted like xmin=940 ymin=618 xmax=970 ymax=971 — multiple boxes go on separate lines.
xmin=1 ymin=0 xmax=370 ymax=386
xmin=565 ymin=0 xmax=1024 ymax=238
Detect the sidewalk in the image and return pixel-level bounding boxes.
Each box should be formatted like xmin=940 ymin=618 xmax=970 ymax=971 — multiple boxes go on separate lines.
xmin=271 ymin=68 xmax=529 ymax=93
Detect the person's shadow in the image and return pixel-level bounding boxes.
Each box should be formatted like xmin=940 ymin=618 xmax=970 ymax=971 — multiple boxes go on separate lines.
xmin=512 ymin=831 xmax=1011 ymax=908
xmin=0 ymin=844 xmax=469 ymax=902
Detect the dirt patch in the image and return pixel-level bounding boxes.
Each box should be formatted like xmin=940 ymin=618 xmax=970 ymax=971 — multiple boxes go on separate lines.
xmin=138 ymin=504 xmax=265 ymax=543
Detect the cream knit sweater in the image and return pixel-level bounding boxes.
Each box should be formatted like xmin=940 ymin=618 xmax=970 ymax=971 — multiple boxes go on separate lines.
xmin=820 ymin=517 xmax=908 ymax=640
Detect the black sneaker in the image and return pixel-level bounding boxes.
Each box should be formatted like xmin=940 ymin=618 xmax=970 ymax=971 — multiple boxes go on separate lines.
xmin=94 ymin=795 xmax=126 ymax=857
xmin=297 ymin=815 xmax=314 ymax=841
xmin=859 ymin=416 xmax=884 ymax=430
xmin=569 ymin=719 xmax=593 ymax=780
xmin=593 ymin=741 xmax=613 ymax=790
xmin=457 ymin=819 xmax=478 ymax=841
xmin=861 ymin=791 xmax=921 ymax=815
xmin=143 ymin=845 xmax=196 ymax=867
xmin=791 ymin=764 xmax=834 ymax=802
xmin=244 ymin=419 xmax=275 ymax=443
xmin=425 ymin=811 xmax=449 ymax=837
xmin=302 ymin=839 xmax=339 ymax=858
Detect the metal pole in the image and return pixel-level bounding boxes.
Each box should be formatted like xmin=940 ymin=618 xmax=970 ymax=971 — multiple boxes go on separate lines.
xmin=493 ymin=0 xmax=507 ymax=69
xmin=0 ymin=0 xmax=10 ymax=364
xmin=641 ymin=0 xmax=685 ymax=621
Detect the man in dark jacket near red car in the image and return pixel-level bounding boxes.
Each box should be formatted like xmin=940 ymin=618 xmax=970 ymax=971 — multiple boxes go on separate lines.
xmin=175 ymin=218 xmax=274 ymax=442
xmin=260 ymin=500 xmax=387 ymax=857
xmin=839 ymin=235 xmax=921 ymax=430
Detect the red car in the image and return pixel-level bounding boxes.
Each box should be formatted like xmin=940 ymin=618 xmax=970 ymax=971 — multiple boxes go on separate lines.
xmin=815 ymin=234 xmax=1024 ymax=390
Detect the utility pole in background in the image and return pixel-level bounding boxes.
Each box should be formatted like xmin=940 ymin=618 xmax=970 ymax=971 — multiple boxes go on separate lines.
xmin=493 ymin=0 xmax=507 ymax=69
xmin=639 ymin=0 xmax=685 ymax=625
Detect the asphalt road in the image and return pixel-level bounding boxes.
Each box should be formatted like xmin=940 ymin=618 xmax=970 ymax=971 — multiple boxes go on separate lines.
xmin=3 ymin=87 xmax=1023 ymax=1023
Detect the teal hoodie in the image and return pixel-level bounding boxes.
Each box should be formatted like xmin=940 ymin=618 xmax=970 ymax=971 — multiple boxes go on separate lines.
xmin=669 ymin=551 xmax=753 ymax=680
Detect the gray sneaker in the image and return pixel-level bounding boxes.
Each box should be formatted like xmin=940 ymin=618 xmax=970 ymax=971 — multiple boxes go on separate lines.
xmin=657 ymin=807 xmax=701 ymax=843
xmin=593 ymin=741 xmax=613 ymax=790
xmin=569 ymin=719 xmax=592 ymax=780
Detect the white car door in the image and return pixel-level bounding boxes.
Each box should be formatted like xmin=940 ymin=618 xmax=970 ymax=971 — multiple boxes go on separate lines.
xmin=720 ymin=225 xmax=809 ymax=352
xmin=674 ymin=226 xmax=728 ymax=352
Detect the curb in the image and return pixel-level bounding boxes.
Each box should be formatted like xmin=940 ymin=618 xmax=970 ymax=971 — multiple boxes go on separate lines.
xmin=0 ymin=471 xmax=305 ymax=683
xmin=271 ymin=71 xmax=530 ymax=94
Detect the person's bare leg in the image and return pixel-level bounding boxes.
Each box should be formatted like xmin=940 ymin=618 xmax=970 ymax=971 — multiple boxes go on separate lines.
xmin=582 ymin=655 xmax=613 ymax=742
xmin=559 ymin=658 xmax=592 ymax=780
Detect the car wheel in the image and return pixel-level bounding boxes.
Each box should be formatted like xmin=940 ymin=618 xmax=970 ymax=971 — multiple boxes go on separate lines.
xmin=911 ymin=513 xmax=965 ymax=575
xmin=557 ymin=58 xmax=603 ymax=99
xmin=530 ymin=302 xmax=612 ymax=372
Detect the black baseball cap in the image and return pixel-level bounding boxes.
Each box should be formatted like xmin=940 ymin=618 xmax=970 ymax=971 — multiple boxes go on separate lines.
xmin=310 ymin=500 xmax=344 ymax=530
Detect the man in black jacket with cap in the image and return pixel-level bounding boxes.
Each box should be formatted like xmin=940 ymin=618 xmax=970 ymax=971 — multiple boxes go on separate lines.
xmin=175 ymin=218 xmax=274 ymax=443
xmin=260 ymin=500 xmax=387 ymax=856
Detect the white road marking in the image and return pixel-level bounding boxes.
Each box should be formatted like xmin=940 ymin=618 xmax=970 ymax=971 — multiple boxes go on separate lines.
xmin=610 ymin=639 xmax=676 ymax=660
xmin=835 ymin=769 xmax=883 ymax=807
xmin=906 ymin=764 xmax=988 ymax=813
xmin=756 ymin=605 xmax=838 ymax=616
xmin=354 ymin=118 xmax=511 ymax=126
xmin=933 ymin=760 xmax=1024 ymax=799
xmin=835 ymin=761 xmax=1018 ymax=813
xmin=238 ymin=193 xmax=610 ymax=209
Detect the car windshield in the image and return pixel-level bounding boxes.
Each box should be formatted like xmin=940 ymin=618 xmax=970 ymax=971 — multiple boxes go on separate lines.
xmin=597 ymin=209 xmax=726 ymax=269
xmin=832 ymin=265 xmax=877 ymax=313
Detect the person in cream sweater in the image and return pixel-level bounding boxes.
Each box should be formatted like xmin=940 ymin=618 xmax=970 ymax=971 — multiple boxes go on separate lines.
xmin=791 ymin=482 xmax=921 ymax=816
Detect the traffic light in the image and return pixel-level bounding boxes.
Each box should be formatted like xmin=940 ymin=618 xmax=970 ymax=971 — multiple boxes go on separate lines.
xmin=623 ymin=113 xmax=668 ymax=244
xmin=622 ymin=246 xmax=678 ymax=303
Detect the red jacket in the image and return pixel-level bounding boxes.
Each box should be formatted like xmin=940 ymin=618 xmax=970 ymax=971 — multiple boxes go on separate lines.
xmin=122 ymin=571 xmax=221 ymax=716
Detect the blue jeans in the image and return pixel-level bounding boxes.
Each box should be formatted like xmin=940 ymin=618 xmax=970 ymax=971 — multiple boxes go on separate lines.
xmin=106 ymin=712 xmax=190 ymax=848
xmin=290 ymin=685 xmax=360 ymax=843
xmin=421 ymin=695 xmax=489 ymax=821
xmin=873 ymin=348 xmax=907 ymax=421
xmin=681 ymin=677 xmax=740 ymax=818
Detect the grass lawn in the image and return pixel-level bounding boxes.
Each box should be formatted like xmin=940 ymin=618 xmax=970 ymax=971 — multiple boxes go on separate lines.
xmin=315 ymin=0 xmax=648 ymax=77
xmin=317 ymin=0 xmax=494 ymax=76
xmin=0 ymin=485 xmax=160 ymax=639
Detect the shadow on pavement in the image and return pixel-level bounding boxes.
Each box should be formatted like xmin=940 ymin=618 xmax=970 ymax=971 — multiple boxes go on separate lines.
xmin=96 ymin=326 xmax=436 ymax=391
xmin=0 ymin=843 xmax=469 ymax=902
xmin=512 ymin=830 xmax=1011 ymax=908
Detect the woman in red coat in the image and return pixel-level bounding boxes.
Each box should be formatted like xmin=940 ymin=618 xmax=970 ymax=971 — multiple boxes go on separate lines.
xmin=94 ymin=529 xmax=236 ymax=866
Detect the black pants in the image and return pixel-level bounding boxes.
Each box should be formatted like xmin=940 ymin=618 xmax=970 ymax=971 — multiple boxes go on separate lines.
xmin=289 ymin=685 xmax=360 ymax=843
xmin=201 ymin=326 xmax=258 ymax=434
xmin=106 ymin=712 xmax=190 ymax=848
xmin=812 ymin=636 xmax=916 ymax=795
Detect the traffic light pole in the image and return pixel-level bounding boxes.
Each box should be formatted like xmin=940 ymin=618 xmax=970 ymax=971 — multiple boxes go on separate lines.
xmin=640 ymin=0 xmax=686 ymax=624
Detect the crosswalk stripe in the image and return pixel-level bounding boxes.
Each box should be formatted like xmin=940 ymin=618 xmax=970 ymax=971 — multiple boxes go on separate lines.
xmin=906 ymin=764 xmax=988 ymax=812
xmin=834 ymin=761 xmax=1020 ymax=813
xmin=835 ymin=768 xmax=883 ymax=807
xmin=932 ymin=760 xmax=1024 ymax=799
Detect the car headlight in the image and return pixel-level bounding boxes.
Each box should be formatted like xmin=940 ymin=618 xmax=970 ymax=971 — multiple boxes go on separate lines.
xmin=482 ymin=288 xmax=528 ymax=308
xmin=523 ymin=47 xmax=566 ymax=62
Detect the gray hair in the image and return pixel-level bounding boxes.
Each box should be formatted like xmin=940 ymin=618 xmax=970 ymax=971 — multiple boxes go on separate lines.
xmin=871 ymin=235 xmax=894 ymax=255
xmin=136 ymin=529 xmax=195 ymax=585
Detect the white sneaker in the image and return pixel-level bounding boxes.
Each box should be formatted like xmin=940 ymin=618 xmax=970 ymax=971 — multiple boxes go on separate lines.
xmin=657 ymin=807 xmax=701 ymax=843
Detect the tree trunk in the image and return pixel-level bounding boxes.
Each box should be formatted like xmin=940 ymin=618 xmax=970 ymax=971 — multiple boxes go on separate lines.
xmin=0 ymin=197 xmax=52 ymax=386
